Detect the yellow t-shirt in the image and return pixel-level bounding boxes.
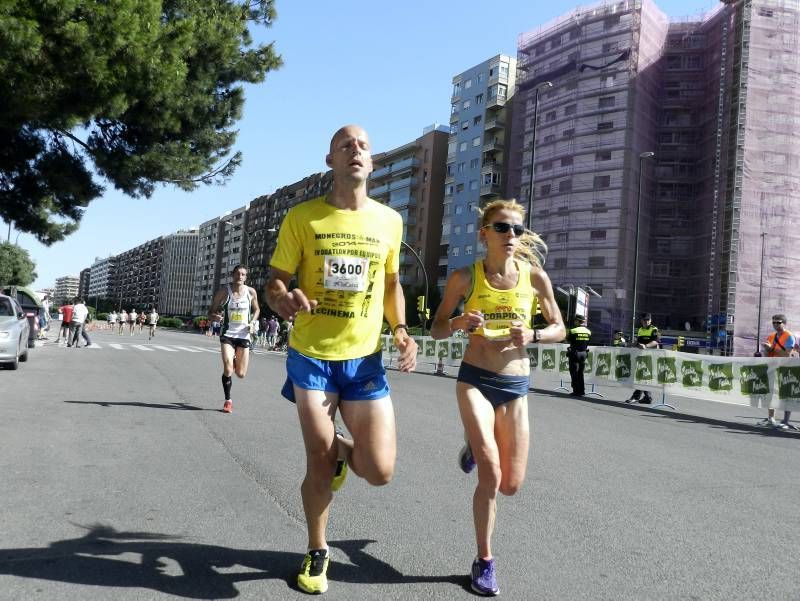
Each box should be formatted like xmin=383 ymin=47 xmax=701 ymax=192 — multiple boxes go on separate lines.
xmin=270 ymin=196 xmax=402 ymax=360
xmin=463 ymin=260 xmax=537 ymax=340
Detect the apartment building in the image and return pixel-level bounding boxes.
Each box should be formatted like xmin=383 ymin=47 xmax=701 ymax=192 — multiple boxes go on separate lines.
xmin=113 ymin=237 xmax=165 ymax=310
xmin=78 ymin=267 xmax=91 ymax=300
xmin=88 ymin=256 xmax=116 ymax=301
xmin=369 ymin=125 xmax=450 ymax=293
xmin=509 ymin=0 xmax=799 ymax=354
xmin=53 ymin=275 xmax=79 ymax=306
xmin=191 ymin=205 xmax=249 ymax=316
xmin=444 ymin=54 xmax=518 ymax=286
xmin=159 ymin=228 xmax=199 ymax=315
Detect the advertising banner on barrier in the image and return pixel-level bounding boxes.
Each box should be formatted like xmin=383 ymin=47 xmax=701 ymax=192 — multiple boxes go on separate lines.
xmin=381 ymin=336 xmax=800 ymax=411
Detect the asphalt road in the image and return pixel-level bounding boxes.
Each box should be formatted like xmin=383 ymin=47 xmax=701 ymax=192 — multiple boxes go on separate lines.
xmin=1 ymin=327 xmax=799 ymax=600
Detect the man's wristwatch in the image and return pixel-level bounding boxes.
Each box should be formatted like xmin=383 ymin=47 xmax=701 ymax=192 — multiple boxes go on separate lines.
xmin=393 ymin=324 xmax=409 ymax=335
xmin=533 ymin=329 xmax=540 ymax=343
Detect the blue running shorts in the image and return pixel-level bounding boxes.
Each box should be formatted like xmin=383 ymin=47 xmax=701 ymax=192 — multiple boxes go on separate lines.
xmin=457 ymin=362 xmax=530 ymax=408
xmin=281 ymin=347 xmax=390 ymax=403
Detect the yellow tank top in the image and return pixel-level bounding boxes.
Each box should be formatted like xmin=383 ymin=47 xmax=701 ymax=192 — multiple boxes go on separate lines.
xmin=463 ymin=260 xmax=537 ymax=340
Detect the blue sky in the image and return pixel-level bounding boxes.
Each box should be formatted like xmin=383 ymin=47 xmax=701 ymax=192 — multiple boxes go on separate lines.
xmin=18 ymin=0 xmax=716 ymax=290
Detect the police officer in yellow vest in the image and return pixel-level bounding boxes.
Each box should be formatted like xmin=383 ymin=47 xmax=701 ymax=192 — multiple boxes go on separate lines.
xmin=567 ymin=315 xmax=592 ymax=396
xmin=626 ymin=312 xmax=660 ymax=404
xmin=611 ymin=330 xmax=626 ymax=347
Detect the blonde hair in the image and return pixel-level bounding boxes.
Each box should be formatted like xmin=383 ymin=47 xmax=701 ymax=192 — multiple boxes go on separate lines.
xmin=478 ymin=199 xmax=547 ymax=269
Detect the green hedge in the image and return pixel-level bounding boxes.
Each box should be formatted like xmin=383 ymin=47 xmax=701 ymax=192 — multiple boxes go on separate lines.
xmin=158 ymin=317 xmax=184 ymax=329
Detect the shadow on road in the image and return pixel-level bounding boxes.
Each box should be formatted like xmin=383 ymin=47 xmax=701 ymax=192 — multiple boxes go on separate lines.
xmin=0 ymin=525 xmax=466 ymax=598
xmin=64 ymin=401 xmax=207 ymax=411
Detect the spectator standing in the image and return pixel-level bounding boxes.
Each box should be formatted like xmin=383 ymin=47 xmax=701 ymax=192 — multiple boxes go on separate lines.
xmin=56 ymin=301 xmax=74 ymax=345
xmin=757 ymin=314 xmax=796 ymax=430
xmin=267 ymin=315 xmax=279 ymax=350
xmin=626 ymin=313 xmax=660 ymax=404
xmin=567 ymin=315 xmax=592 ymax=397
xmin=69 ymin=297 xmax=89 ymax=348
xmin=611 ymin=330 xmax=627 ymax=347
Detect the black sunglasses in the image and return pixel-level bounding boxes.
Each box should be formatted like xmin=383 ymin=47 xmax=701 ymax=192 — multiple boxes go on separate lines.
xmin=773 ymin=321 xmax=784 ymax=325
xmin=486 ymin=222 xmax=525 ymax=236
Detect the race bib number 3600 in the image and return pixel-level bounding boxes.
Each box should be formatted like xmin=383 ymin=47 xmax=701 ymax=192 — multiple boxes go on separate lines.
xmin=324 ymin=255 xmax=369 ymax=292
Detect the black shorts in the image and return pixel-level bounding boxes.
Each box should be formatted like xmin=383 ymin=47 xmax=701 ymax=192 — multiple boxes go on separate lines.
xmin=220 ymin=335 xmax=250 ymax=349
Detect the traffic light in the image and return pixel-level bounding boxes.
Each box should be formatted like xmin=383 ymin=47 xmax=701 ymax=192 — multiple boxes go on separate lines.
xmin=416 ymin=295 xmax=425 ymax=312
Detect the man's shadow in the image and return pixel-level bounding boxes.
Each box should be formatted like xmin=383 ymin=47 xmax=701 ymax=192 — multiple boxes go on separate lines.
xmin=0 ymin=525 xmax=466 ymax=598
xmin=64 ymin=400 xmax=206 ymax=411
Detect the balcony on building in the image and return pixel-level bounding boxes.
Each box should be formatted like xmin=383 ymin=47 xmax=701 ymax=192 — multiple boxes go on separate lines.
xmin=484 ymin=117 xmax=505 ymax=132
xmin=483 ymin=138 xmax=504 ymax=153
xmin=486 ymin=94 xmax=508 ymax=110
xmin=370 ymin=157 xmax=419 ymax=180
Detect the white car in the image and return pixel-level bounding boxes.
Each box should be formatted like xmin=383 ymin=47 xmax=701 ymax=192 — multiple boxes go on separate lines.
xmin=0 ymin=294 xmax=30 ymax=370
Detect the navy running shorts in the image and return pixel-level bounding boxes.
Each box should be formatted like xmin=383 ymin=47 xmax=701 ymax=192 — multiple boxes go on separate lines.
xmin=457 ymin=362 xmax=530 ymax=408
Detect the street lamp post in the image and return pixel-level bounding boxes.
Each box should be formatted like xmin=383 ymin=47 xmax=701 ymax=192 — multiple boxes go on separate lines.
xmin=754 ymin=232 xmax=767 ymax=356
xmin=400 ymin=240 xmax=429 ymax=336
xmin=526 ymin=81 xmax=553 ymax=231
xmin=631 ymin=151 xmax=655 ymax=343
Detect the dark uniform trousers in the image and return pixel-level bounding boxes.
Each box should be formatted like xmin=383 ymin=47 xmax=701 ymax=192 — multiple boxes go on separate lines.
xmin=567 ymin=325 xmax=592 ymax=396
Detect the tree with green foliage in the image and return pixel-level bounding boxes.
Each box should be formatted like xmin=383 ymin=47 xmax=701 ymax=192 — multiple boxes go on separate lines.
xmin=0 ymin=242 xmax=37 ymax=286
xmin=0 ymin=0 xmax=282 ymax=244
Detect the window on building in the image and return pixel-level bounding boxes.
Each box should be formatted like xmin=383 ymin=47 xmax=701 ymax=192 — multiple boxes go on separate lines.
xmin=453 ymin=82 xmax=461 ymax=96
xmin=561 ymin=156 xmax=573 ymax=167
xmin=602 ymin=41 xmax=619 ymax=53
xmin=473 ymin=115 xmax=482 ymax=126
xmin=539 ymin=183 xmax=551 ymax=196
xmin=541 ymin=160 xmax=553 ymax=171
xmin=596 ymin=150 xmax=612 ymax=161
xmin=544 ymin=134 xmax=555 ymax=143
xmin=450 ymin=123 xmax=458 ymax=135
xmin=466 ymin=223 xmax=475 ymax=233
xmin=448 ymin=141 xmax=456 ymax=155
xmin=470 ymin=158 xmax=480 ymax=169
xmin=592 ymin=202 xmax=607 ymax=212
xmin=598 ymin=96 xmax=615 ymax=108
xmin=545 ymin=110 xmax=557 ymax=122
xmin=559 ymin=179 xmax=572 ymax=192
xmin=590 ymin=230 xmax=607 ymax=240
xmin=462 ymin=120 xmax=469 ymax=130
xmin=472 ymin=136 xmax=481 ymax=147
xmin=564 ymin=104 xmax=577 ymax=116
xmin=476 ymin=93 xmax=484 ymax=104
xmin=554 ymin=257 xmax=567 ymax=269
xmin=597 ymin=121 xmax=614 ymax=131
xmin=451 ymin=103 xmax=458 ymax=115
xmin=445 ymin=184 xmax=454 ymax=196
xmin=469 ymin=180 xmax=478 ymax=191
xmin=588 ymin=256 xmax=606 ymax=267
xmin=594 ymin=175 xmax=611 ymax=189
xmin=463 ymin=100 xmax=471 ymax=110
xmin=465 ymin=245 xmax=473 ymax=255
xmin=602 ymin=75 xmax=615 ymax=88
xmin=499 ymin=64 xmax=509 ymax=78
xmin=456 ymin=183 xmax=464 ymax=193
xmin=465 ymin=79 xmax=472 ymax=89
xmin=459 ymin=141 xmax=467 ymax=152
xmin=562 ymin=128 xmax=575 ymax=138
xmin=457 ymin=162 xmax=465 ymax=173
xmin=452 ymin=246 xmax=460 ymax=256
xmin=453 ymin=224 xmax=462 ymax=235
xmin=604 ymin=15 xmax=620 ymax=29
xmin=477 ymin=72 xmax=485 ymax=83
xmin=556 ymin=232 xmax=568 ymax=243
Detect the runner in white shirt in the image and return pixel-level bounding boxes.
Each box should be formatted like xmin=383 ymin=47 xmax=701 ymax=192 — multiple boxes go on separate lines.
xmin=148 ymin=308 xmax=159 ymax=340
xmin=128 ymin=309 xmax=137 ymax=336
